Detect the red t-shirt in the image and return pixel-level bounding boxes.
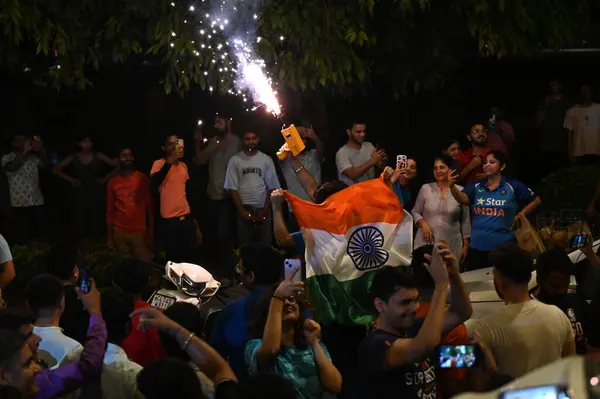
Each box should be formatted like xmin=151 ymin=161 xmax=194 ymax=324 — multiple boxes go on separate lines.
xmin=122 ymin=301 xmax=167 ymax=366
xmin=106 ymin=171 xmax=152 ymax=234
xmin=456 ymin=147 xmax=491 ymax=184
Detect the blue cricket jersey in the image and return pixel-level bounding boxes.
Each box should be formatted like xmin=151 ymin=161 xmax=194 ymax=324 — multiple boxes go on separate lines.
xmin=462 ymin=177 xmax=537 ymax=251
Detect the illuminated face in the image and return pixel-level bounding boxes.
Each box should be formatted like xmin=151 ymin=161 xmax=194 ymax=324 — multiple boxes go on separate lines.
xmin=433 ymin=159 xmax=450 ymax=181
xmin=444 ymin=143 xmax=461 ymax=158
xmin=483 ymin=154 xmax=503 ymax=176
xmin=243 ymin=132 xmax=259 ymax=152
xmin=347 ymin=124 xmax=367 ymax=144
xmin=468 ymin=125 xmax=487 ymax=145
xmin=281 ymin=296 xmax=300 ymax=322
xmin=404 ymin=159 xmax=417 ymax=180
xmin=375 ymin=287 xmax=420 ymax=332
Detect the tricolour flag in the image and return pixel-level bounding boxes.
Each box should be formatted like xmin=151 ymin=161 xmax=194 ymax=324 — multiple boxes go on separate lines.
xmin=284 ymin=175 xmax=413 ymax=326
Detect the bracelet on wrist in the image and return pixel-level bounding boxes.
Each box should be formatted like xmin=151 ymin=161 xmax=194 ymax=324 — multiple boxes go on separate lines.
xmin=182 ymin=332 xmax=196 ymax=351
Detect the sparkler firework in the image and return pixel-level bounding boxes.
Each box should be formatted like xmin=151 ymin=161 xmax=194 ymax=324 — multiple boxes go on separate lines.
xmin=169 ymin=0 xmax=283 ymax=117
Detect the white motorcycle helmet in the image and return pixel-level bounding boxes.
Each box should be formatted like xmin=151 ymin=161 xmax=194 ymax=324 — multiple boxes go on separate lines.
xmin=165 ymin=261 xmax=221 ymax=298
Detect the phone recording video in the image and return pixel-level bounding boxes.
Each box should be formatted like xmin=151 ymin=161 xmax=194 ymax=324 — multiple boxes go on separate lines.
xmin=284 ymin=259 xmax=302 ymax=282
xmin=500 ymin=384 xmax=566 ymax=399
xmin=78 ymin=268 xmax=90 ymax=295
xmin=570 ymin=234 xmax=588 ymax=249
xmin=396 ymin=154 xmax=408 ymax=169
xmin=436 ymin=344 xmax=481 ymax=369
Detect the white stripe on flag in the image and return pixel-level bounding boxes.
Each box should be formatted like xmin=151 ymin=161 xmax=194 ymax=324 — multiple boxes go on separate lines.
xmin=302 ymin=210 xmax=413 ymax=282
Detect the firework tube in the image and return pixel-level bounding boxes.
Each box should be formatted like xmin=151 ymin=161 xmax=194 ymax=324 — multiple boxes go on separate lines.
xmin=276 ymin=124 xmax=305 ymax=160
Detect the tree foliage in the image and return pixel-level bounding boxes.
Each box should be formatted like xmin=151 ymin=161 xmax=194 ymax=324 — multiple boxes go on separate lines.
xmin=0 ymin=0 xmax=593 ymax=95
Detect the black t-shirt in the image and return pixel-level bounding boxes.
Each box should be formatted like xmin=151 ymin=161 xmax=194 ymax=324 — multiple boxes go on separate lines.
xmin=543 ymin=293 xmax=600 ymax=354
xmin=356 ymin=325 xmax=437 ymax=399
xmin=59 ymin=285 xmax=90 ymax=344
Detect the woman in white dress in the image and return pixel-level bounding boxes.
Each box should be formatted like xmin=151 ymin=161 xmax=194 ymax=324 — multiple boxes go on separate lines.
xmin=411 ymin=155 xmax=471 ymax=266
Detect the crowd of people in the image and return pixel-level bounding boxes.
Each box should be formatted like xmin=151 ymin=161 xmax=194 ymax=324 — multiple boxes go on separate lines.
xmin=0 ymin=78 xmax=599 ymax=398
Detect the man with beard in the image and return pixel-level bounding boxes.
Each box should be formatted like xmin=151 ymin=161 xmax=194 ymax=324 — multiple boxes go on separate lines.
xmin=533 ymin=248 xmax=600 ymax=355
xmin=335 ymin=120 xmax=387 ymax=186
xmin=107 ymin=147 xmax=154 ymax=261
xmin=224 ymin=131 xmax=280 ymax=246
xmin=278 ymin=121 xmax=324 ymax=230
xmin=194 ymin=113 xmax=242 ymax=278
xmin=456 ymin=124 xmax=491 ymax=184
xmin=356 ymin=242 xmax=472 ymax=399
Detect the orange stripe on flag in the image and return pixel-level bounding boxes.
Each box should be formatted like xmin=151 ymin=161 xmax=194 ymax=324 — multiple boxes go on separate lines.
xmin=283 ymin=175 xmax=404 ymax=235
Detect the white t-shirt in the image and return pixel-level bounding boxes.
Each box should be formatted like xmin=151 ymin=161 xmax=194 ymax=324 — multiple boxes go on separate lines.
xmin=0 ymin=234 xmax=12 ymax=264
xmin=565 ymin=103 xmax=600 ymax=157
xmin=335 ymin=142 xmax=376 ymax=186
xmin=279 ymin=149 xmax=321 ymax=203
xmin=224 ymin=151 xmax=281 ymax=208
xmin=33 ymin=326 xmax=83 ymax=369
xmin=473 ymin=299 xmax=574 ymax=378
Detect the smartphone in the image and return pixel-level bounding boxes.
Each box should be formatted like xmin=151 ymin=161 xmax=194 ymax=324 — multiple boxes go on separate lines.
xmin=176 ymin=138 xmax=184 ymax=148
xmin=435 ymin=344 xmax=482 ymax=369
xmin=500 ymin=384 xmax=563 ymax=399
xmin=570 ymin=234 xmax=588 ymax=249
xmin=284 ymin=259 xmax=302 ymax=282
xmin=396 ymin=155 xmax=408 ymax=169
xmin=78 ymin=268 xmax=90 ymax=295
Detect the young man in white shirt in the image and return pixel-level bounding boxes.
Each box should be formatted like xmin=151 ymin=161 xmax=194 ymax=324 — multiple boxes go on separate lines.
xmin=25 ymin=274 xmax=83 ymax=369
xmin=472 ymin=246 xmax=575 ymax=382
xmin=224 ymin=131 xmax=281 ymax=246
xmin=565 ymin=84 xmax=600 ymax=165
xmin=335 ymin=121 xmax=386 ymax=186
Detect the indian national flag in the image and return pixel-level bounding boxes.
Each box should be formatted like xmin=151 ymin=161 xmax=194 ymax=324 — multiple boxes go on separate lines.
xmin=284 ymin=175 xmax=413 ymax=326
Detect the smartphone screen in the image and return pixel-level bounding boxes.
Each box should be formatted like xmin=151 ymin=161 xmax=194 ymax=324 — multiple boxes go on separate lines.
xmin=570 ymin=234 xmax=588 ymax=249
xmin=284 ymin=259 xmax=302 ymax=282
xmin=436 ymin=344 xmax=481 ymax=369
xmin=500 ymin=384 xmax=559 ymax=399
xmin=79 ymin=268 xmax=90 ymax=294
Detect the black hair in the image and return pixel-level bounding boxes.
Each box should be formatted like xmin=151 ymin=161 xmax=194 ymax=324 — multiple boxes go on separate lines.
xmin=243 ymin=131 xmax=260 ymax=138
xmin=433 ymin=154 xmax=455 ymax=169
xmin=112 ymin=259 xmax=150 ymax=297
xmin=115 ymin=145 xmax=133 ymax=157
xmin=410 ymin=245 xmax=435 ymax=292
xmin=45 ymin=243 xmax=79 ymax=281
xmin=239 ymin=373 xmax=298 ymax=399
xmin=101 ymin=288 xmax=134 ymax=345
xmin=313 ymin=180 xmax=348 ymax=204
xmin=0 ymin=330 xmax=27 ymax=367
xmin=24 ymin=274 xmax=65 ymax=316
xmin=215 ymin=112 xmax=231 ymax=121
xmin=370 ymin=266 xmax=418 ymax=303
xmin=248 ymin=285 xmax=308 ymax=350
xmin=490 ymin=245 xmax=534 ymax=285
xmin=0 ymin=307 xmax=35 ymax=330
xmin=442 ymin=139 xmax=459 ymax=152
xmin=136 ymin=358 xmax=207 ymax=399
xmin=486 ymin=150 xmax=508 ymax=170
xmin=536 ymin=249 xmax=574 ymax=281
xmin=160 ymin=302 xmax=204 ymax=360
xmin=346 ymin=120 xmax=366 ymax=130
xmin=239 ymin=244 xmax=283 ymax=285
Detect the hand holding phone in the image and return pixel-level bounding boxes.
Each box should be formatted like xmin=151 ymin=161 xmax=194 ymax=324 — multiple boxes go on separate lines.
xmin=284 ymin=259 xmax=302 ymax=282
xmin=78 ymin=267 xmax=90 ymax=295
xmin=570 ymin=234 xmax=588 ymax=249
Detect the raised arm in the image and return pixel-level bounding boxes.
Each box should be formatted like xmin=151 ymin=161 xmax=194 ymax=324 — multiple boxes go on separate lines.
xmin=386 ymin=244 xmax=450 ymax=367
xmin=439 ymin=244 xmax=472 ymax=333
xmin=271 ymin=189 xmax=296 ymax=248
xmin=303 ymin=320 xmax=342 ymax=393
xmin=449 ymin=170 xmax=470 ymax=206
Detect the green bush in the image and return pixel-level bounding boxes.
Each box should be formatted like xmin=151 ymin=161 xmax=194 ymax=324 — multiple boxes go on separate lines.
xmin=4 ymin=240 xmax=123 ymax=305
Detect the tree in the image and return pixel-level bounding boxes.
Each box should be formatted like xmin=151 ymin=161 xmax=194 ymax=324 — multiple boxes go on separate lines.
xmin=0 ymin=0 xmax=593 ymax=96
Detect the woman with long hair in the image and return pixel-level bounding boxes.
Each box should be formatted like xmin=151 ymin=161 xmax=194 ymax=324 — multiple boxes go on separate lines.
xmin=245 ymin=272 xmax=341 ymax=399
xmin=449 ymin=150 xmax=541 ymax=271
xmin=54 ymin=135 xmax=117 ymax=236
xmin=412 ymin=155 xmax=470 ymax=266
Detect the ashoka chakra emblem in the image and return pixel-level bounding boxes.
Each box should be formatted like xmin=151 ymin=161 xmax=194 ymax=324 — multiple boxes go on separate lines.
xmin=347 ymin=226 xmax=389 ymax=271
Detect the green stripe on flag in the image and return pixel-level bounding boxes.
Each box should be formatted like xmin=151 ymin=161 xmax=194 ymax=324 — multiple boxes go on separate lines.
xmin=307 ymin=272 xmax=377 ymax=326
